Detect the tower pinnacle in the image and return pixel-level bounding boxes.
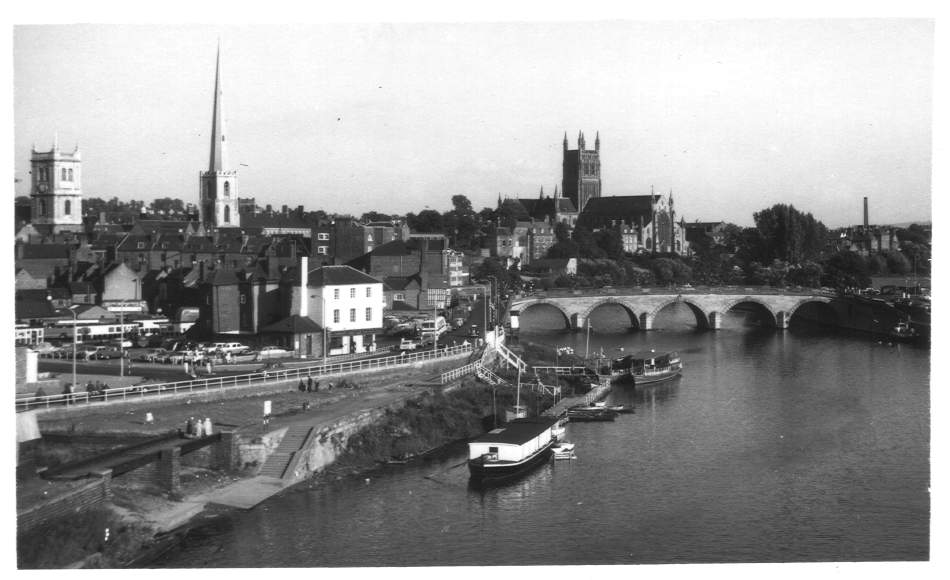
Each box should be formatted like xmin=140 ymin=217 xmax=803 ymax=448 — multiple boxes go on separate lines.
xmin=209 ymin=41 xmax=227 ymax=172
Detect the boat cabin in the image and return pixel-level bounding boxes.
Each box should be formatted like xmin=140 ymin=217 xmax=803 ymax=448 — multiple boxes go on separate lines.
xmin=468 ymin=417 xmax=558 ymax=463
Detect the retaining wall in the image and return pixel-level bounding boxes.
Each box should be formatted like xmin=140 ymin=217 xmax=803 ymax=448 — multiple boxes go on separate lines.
xmin=18 ymin=470 xmax=113 ymax=534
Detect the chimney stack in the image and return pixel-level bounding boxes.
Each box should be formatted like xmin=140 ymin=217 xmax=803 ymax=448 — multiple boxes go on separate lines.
xmin=299 ymin=256 xmax=308 ymax=317
xmin=863 ymin=197 xmax=869 ymax=229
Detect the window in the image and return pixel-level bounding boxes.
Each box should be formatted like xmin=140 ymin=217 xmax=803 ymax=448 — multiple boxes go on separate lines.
xmin=317 ymin=246 xmax=327 ymax=255
xmin=61 ymin=168 xmax=67 ymax=180
xmin=137 ymin=242 xmax=145 ymax=249
xmin=394 ymin=293 xmax=405 ymax=302
xmin=240 ymin=294 xmax=246 ymax=305
xmin=329 ymin=336 xmax=343 ymax=349
xmin=349 ymin=309 xmax=356 ymax=322
xmin=68 ymin=168 xmax=74 ymax=181
xmin=39 ymin=200 xmax=46 ymax=216
xmin=333 ymin=309 xmax=340 ymax=323
xmin=365 ymin=307 xmax=372 ymax=321
xmin=317 ymin=233 xmax=329 ymax=241
xmin=64 ymin=200 xmax=71 ymax=215
xmin=333 ymin=288 xmax=339 ymax=300
xmin=365 ymin=287 xmax=371 ymax=298
xmin=350 ymin=288 xmax=356 ymax=299
xmin=224 ymin=206 xmax=230 ymax=223
xmin=224 ymin=181 xmax=231 ymax=197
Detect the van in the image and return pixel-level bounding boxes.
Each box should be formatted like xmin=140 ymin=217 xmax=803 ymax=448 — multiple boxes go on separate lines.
xmin=420 ymin=316 xmax=448 ymax=339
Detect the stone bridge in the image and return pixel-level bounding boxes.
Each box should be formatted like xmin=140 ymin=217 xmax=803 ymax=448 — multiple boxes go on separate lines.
xmin=509 ymin=287 xmax=834 ymax=331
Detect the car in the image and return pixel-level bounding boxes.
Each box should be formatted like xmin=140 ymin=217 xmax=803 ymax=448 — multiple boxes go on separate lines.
xmin=31 ymin=342 xmax=61 ymax=356
xmin=110 ymin=338 xmax=134 ymax=349
xmin=82 ymin=345 xmax=108 ymax=360
xmin=399 ymin=338 xmax=419 ymax=351
xmin=257 ymin=346 xmax=292 ymax=360
xmin=94 ymin=347 xmax=124 ymax=360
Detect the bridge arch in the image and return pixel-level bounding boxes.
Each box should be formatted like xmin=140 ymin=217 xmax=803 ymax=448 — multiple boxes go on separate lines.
xmin=785 ymin=297 xmax=838 ymax=327
xmin=514 ymin=300 xmax=573 ymax=330
xmin=716 ymin=297 xmax=780 ymax=328
xmin=579 ymin=298 xmax=640 ymax=331
xmin=645 ymin=298 xmax=712 ymax=330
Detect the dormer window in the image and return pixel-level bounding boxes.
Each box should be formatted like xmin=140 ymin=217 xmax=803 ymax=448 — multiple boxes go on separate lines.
xmin=137 ymin=242 xmax=145 ymax=249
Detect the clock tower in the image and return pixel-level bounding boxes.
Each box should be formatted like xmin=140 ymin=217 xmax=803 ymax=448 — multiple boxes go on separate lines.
xmin=199 ymin=44 xmax=240 ymax=229
xmin=30 ymin=135 xmax=84 ymax=234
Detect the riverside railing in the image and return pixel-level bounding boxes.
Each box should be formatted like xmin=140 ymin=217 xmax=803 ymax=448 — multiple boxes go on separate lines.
xmin=16 ymin=344 xmax=472 ymax=412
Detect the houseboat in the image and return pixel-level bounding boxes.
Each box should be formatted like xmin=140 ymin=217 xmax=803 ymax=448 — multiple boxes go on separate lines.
xmin=609 ymin=350 xmax=683 ymax=385
xmin=468 ymin=417 xmax=559 ymax=485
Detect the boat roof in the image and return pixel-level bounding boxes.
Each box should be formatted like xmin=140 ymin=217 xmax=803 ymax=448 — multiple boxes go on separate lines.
xmin=625 ymin=350 xmax=676 ymax=360
xmin=469 ymin=417 xmax=558 ymax=445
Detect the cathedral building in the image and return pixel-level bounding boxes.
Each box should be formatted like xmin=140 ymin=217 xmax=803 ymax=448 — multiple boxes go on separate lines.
xmin=29 ymin=136 xmax=84 ymax=235
xmin=199 ymin=45 xmax=241 ymax=230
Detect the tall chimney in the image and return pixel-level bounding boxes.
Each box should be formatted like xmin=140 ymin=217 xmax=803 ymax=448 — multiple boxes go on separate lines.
xmin=863 ymin=197 xmax=869 ymax=229
xmin=299 ymin=256 xmax=308 ymax=317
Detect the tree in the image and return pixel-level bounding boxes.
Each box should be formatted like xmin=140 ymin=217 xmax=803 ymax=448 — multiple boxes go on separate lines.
xmin=406 ymin=209 xmax=444 ymax=233
xmin=554 ymin=222 xmax=571 ymax=243
xmin=882 ymin=249 xmax=911 ymax=275
xmin=594 ymin=229 xmax=624 ymax=260
xmin=822 ymin=251 xmax=870 ymax=289
xmin=752 ymin=204 xmax=828 ymax=263
xmin=361 ymin=211 xmax=392 ymax=223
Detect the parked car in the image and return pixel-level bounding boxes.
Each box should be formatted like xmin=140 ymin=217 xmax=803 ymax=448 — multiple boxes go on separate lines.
xmin=31 ymin=342 xmax=61 ymax=356
xmin=94 ymin=347 xmax=124 ymax=360
xmin=399 ymin=338 xmax=419 ymax=351
xmin=257 ymin=346 xmax=292 ymax=360
xmin=82 ymin=345 xmax=108 ymax=360
xmin=110 ymin=338 xmax=134 ymax=349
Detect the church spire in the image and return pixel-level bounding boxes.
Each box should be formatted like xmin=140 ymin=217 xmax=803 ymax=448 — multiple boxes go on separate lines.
xmin=539 ymin=186 xmax=544 ymax=199
xmin=208 ymin=41 xmax=227 ymax=172
xmin=595 ymin=131 xmax=600 ymax=152
xmin=563 ymin=131 xmax=568 ymax=151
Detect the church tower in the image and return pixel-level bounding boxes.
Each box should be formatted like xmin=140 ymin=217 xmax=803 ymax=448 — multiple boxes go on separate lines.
xmin=199 ymin=44 xmax=240 ymax=229
xmin=561 ymin=130 xmax=601 ymax=212
xmin=30 ymin=135 xmax=83 ymax=234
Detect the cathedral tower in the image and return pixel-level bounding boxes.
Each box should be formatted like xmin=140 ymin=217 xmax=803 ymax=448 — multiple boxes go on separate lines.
xmin=199 ymin=44 xmax=240 ymax=229
xmin=30 ymin=135 xmax=83 ymax=234
xmin=561 ymin=130 xmax=601 ymax=212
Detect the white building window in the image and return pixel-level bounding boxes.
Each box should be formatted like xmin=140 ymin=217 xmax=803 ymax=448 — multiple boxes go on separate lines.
xmin=333 ymin=309 xmax=340 ymax=323
xmin=365 ymin=307 xmax=372 ymax=321
xmin=334 ymin=288 xmax=340 ymax=300
xmin=317 ymin=246 xmax=328 ymax=254
xmin=350 ymin=288 xmax=356 ymax=299
xmin=349 ymin=308 xmax=356 ymax=322
xmin=317 ymin=233 xmax=329 ymax=241
xmin=366 ymin=287 xmax=372 ymax=298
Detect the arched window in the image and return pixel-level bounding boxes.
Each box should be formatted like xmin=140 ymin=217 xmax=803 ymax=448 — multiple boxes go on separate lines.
xmin=224 ymin=181 xmax=230 ymax=197
xmin=224 ymin=205 xmax=230 ymax=223
xmin=64 ymin=200 xmax=71 ymax=215
xmin=646 ymin=237 xmax=653 ymax=250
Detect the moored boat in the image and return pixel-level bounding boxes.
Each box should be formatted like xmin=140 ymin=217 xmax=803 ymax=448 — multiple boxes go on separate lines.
xmin=551 ymin=441 xmax=576 ymax=460
xmin=468 ymin=417 xmax=559 ymax=485
xmin=887 ymin=320 xmax=919 ymax=343
xmin=570 ymin=401 xmax=634 ymax=414
xmin=608 ymin=350 xmax=683 ymax=385
xmin=566 ymin=408 xmax=617 ymax=422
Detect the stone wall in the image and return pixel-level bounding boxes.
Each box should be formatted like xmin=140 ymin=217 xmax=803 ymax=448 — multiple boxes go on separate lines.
xmin=17 ymin=470 xmax=112 ymax=534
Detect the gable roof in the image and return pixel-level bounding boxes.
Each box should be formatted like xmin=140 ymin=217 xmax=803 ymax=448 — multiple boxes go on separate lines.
xmin=307 ymin=265 xmax=381 ymax=287
xmin=260 ymin=314 xmax=324 ymax=334
xmin=19 ymin=244 xmax=71 ymax=260
xmin=580 ymin=195 xmax=659 ymax=219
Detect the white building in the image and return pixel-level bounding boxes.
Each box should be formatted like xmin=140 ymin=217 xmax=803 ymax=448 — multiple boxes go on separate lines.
xmin=293 ymin=264 xmax=385 ymax=356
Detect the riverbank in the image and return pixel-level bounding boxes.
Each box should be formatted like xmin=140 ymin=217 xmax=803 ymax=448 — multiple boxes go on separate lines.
xmin=18 ymin=356 xmax=480 ymax=568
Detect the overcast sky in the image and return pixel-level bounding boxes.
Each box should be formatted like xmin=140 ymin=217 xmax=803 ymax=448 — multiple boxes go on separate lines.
xmin=12 ymin=20 xmax=933 ymax=228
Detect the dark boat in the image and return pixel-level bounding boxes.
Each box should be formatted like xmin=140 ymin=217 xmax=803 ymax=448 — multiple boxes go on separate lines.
xmin=468 ymin=417 xmax=559 ymax=485
xmin=608 ymin=350 xmax=683 ymax=385
xmin=886 ymin=320 xmax=919 ymax=343
xmin=570 ymin=402 xmax=634 ymax=414
xmin=566 ymin=408 xmax=617 ymax=422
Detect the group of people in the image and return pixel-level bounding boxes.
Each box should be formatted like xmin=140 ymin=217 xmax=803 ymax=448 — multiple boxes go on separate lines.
xmin=297 ymin=375 xmax=324 ymax=392
xmin=183 ymin=416 xmax=213 ymax=438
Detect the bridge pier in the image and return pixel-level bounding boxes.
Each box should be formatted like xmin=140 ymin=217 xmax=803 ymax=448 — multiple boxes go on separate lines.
xmin=775 ymin=311 xmax=790 ymax=329
xmin=158 ymin=447 xmax=181 ymax=495
xmin=638 ymin=312 xmax=654 ymax=330
xmin=708 ymin=311 xmax=722 ymax=330
xmin=571 ymin=314 xmax=586 ymax=331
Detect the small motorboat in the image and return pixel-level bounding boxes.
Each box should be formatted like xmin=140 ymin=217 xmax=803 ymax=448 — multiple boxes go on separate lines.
xmin=570 ymin=401 xmax=634 ymax=414
xmin=566 ymin=408 xmax=617 ymax=422
xmin=551 ymin=441 xmax=576 ymax=460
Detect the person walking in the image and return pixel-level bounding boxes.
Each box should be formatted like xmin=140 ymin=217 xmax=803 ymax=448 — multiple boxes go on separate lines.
xmin=298 ymin=379 xmax=306 ymax=392
xmin=307 ymin=375 xmax=314 ymax=392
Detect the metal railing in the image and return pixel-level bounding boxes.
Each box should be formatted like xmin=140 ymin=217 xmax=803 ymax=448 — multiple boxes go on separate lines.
xmin=440 ymin=362 xmax=477 ymax=384
xmin=16 ymin=344 xmax=472 ymax=413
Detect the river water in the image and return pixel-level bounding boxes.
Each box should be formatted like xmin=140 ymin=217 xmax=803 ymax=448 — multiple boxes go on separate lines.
xmin=153 ymin=303 xmax=930 ymax=566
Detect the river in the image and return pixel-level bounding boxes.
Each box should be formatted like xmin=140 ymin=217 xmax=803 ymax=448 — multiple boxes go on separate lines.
xmin=152 ymin=303 xmax=930 ymax=566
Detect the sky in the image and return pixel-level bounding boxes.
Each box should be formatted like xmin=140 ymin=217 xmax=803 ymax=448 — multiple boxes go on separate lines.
xmin=11 ymin=19 xmax=935 ymax=228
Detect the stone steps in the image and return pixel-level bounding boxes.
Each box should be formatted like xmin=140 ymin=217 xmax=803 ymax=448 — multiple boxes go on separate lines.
xmin=258 ymin=425 xmax=314 ymax=479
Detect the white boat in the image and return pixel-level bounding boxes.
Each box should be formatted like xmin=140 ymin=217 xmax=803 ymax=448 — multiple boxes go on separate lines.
xmin=551 ymin=441 xmax=576 ymax=460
